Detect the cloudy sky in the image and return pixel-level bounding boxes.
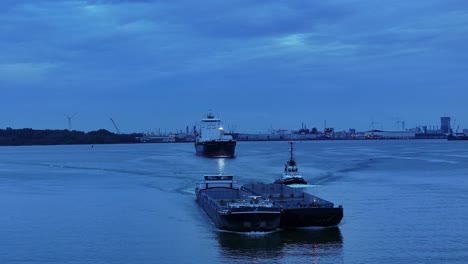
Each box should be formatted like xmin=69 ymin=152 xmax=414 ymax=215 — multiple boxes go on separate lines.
xmin=1 ymin=0 xmax=467 ymax=133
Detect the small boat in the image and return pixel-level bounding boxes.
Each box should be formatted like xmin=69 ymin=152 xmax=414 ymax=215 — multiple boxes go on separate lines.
xmin=195 ymin=175 xmax=282 ymax=232
xmin=274 ymin=141 xmax=308 ymax=186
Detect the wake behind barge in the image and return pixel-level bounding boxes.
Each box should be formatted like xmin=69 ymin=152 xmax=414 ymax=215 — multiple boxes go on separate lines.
xmin=196 ymin=175 xmax=282 ymax=232
xmin=243 ymin=183 xmax=343 ymax=228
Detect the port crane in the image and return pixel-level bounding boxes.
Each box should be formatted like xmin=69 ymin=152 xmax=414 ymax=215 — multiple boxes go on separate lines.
xmin=110 ymin=118 xmax=121 ymax=134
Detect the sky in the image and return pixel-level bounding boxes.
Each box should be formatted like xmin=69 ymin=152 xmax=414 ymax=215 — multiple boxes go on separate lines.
xmin=1 ymin=0 xmax=467 ymax=133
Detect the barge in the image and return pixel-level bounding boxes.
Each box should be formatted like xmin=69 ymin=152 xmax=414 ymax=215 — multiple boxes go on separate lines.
xmin=195 ymin=175 xmax=282 ymax=232
xmin=243 ymin=183 xmax=343 ymax=228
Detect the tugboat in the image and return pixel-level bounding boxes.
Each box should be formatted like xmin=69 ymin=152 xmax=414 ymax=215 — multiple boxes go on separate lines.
xmin=195 ymin=175 xmax=282 ymax=232
xmin=195 ymin=112 xmax=236 ymax=158
xmin=274 ymin=141 xmax=308 ymax=186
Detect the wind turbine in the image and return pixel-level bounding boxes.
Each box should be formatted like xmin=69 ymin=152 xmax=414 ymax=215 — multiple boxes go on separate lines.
xmin=65 ymin=112 xmax=78 ymax=130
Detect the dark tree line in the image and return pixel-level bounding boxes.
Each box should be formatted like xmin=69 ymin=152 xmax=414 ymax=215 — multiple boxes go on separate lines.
xmin=0 ymin=128 xmax=143 ymax=146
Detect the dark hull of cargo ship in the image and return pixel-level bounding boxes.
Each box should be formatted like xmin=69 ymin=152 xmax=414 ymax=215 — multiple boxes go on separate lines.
xmin=243 ymin=183 xmax=343 ymax=228
xmin=195 ymin=140 xmax=236 ymax=158
xmin=196 ymin=187 xmax=281 ymax=232
xmin=447 ymin=135 xmax=468 ymax=140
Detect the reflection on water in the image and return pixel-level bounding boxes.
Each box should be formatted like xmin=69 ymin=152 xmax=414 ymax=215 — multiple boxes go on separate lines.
xmin=218 ymin=158 xmax=225 ymax=174
xmin=216 ymin=227 xmax=343 ymax=263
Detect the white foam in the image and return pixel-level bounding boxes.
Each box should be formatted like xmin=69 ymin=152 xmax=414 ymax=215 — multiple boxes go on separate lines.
xmin=288 ymin=184 xmax=321 ymax=188
xmin=218 ymin=229 xmax=279 ymax=236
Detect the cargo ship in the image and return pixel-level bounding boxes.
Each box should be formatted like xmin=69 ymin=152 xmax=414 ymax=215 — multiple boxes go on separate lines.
xmin=274 ymin=141 xmax=308 ymax=186
xmin=195 ymin=175 xmax=282 ymax=232
xmin=195 ymin=112 xmax=236 ymax=157
xmin=243 ymin=183 xmax=343 ymax=228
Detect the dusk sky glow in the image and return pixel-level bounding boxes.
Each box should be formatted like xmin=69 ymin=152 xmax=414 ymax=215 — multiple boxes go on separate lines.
xmin=1 ymin=0 xmax=467 ymax=133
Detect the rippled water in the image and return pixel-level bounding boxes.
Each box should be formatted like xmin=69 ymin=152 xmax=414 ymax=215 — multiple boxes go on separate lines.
xmin=1 ymin=140 xmax=467 ymax=263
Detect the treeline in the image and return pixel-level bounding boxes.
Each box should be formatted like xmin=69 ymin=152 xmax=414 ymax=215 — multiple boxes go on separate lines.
xmin=0 ymin=128 xmax=143 ymax=146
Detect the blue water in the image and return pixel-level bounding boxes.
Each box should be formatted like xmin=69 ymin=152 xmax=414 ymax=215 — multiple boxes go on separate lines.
xmin=1 ymin=140 xmax=467 ymax=263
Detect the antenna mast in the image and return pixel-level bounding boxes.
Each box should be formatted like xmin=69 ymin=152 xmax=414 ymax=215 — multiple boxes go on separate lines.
xmin=289 ymin=141 xmax=294 ymax=161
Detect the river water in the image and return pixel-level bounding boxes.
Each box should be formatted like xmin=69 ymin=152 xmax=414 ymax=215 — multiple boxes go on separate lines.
xmin=1 ymin=140 xmax=467 ymax=263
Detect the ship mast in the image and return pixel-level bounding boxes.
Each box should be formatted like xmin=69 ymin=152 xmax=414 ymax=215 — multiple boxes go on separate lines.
xmin=289 ymin=141 xmax=294 ymax=161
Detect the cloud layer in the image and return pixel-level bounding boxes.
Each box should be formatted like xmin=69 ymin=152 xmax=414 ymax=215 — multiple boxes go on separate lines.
xmin=1 ymin=0 xmax=467 ymax=132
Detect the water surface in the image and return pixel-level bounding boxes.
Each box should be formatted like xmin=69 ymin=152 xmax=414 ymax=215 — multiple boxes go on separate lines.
xmin=1 ymin=140 xmax=467 ymax=263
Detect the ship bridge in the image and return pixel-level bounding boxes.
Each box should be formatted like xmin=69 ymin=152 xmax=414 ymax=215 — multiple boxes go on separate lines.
xmin=198 ymin=113 xmax=231 ymax=141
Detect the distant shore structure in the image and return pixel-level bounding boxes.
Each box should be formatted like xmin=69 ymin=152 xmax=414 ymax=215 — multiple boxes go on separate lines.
xmin=1 ymin=115 xmax=463 ymax=146
xmin=136 ymin=115 xmax=461 ymax=142
xmin=441 ymin=117 xmax=451 ymax=134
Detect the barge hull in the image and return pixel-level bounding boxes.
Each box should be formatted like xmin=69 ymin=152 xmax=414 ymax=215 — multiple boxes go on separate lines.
xmin=196 ymin=189 xmax=281 ymax=232
xmin=280 ymin=207 xmax=343 ymax=228
xmin=196 ymin=188 xmax=280 ymax=232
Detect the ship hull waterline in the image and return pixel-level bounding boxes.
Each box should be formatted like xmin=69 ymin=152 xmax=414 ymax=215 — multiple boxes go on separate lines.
xmin=195 ymin=140 xmax=236 ymax=158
